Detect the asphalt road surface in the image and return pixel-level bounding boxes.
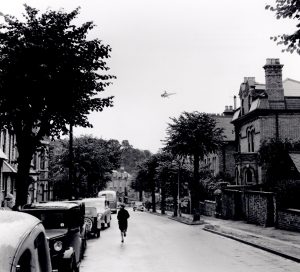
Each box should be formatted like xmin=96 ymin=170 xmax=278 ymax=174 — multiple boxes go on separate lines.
xmin=80 ymin=208 xmax=300 ymax=272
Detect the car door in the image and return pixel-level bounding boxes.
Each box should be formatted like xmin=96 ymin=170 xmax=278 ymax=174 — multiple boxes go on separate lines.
xmin=68 ymin=208 xmax=83 ymax=264
xmin=14 ymin=224 xmax=52 ymax=272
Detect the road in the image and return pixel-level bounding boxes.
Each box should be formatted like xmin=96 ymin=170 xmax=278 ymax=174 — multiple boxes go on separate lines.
xmin=80 ymin=209 xmax=300 ymax=272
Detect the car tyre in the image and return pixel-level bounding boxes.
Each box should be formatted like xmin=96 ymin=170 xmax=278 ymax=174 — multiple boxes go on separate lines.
xmin=66 ymin=255 xmax=78 ymax=272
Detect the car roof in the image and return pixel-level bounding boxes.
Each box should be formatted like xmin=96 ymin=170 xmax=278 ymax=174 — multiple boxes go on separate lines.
xmin=0 ymin=211 xmax=41 ymax=271
xmin=23 ymin=201 xmax=79 ymax=210
xmin=82 ymin=197 xmax=105 ymax=202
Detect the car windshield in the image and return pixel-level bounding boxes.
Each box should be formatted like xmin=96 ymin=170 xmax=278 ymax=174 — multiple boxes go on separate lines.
xmin=84 ymin=200 xmax=106 ymax=213
xmin=85 ymin=206 xmax=97 ymax=216
xmin=24 ymin=209 xmax=80 ymax=229
xmin=99 ymin=193 xmax=114 ymax=201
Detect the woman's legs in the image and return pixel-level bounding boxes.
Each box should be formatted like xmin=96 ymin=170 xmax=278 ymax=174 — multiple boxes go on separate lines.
xmin=121 ymin=230 xmax=124 ymax=242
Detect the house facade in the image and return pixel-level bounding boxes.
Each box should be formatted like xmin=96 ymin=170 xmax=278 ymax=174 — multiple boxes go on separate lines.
xmin=106 ymin=167 xmax=137 ymax=203
xmin=202 ymin=106 xmax=236 ymax=181
xmin=0 ymin=129 xmax=52 ymax=206
xmin=232 ymin=58 xmax=300 ymax=186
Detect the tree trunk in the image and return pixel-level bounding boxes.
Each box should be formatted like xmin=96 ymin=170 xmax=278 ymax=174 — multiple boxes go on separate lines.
xmin=191 ymin=153 xmax=200 ymax=221
xmin=161 ymin=181 xmax=166 ymax=215
xmin=15 ymin=143 xmax=34 ymax=208
xmin=151 ymin=179 xmax=156 ymax=213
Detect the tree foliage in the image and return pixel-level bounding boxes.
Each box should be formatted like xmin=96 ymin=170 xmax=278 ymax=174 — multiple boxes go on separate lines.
xmin=0 ymin=5 xmax=115 ymax=205
xmin=266 ymin=0 xmax=300 ymax=54
xmin=258 ymin=138 xmax=300 ymax=208
xmin=49 ymin=136 xmax=121 ymax=199
xmin=120 ymin=140 xmax=151 ymax=174
xmin=164 ymin=112 xmax=224 ymax=217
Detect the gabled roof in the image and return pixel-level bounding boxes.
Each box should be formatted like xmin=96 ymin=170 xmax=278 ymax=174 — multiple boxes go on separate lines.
xmin=283 ymin=78 xmax=300 ymax=96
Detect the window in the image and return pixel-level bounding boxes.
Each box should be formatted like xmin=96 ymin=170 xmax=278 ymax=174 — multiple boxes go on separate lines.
xmin=241 ymin=99 xmax=244 ymax=115
xmin=16 ymin=249 xmax=31 ymax=272
xmin=235 ymin=168 xmax=239 ymax=185
xmin=248 ymin=95 xmax=251 ymax=111
xmin=247 ymin=128 xmax=255 ymax=152
xmin=2 ymin=129 xmax=6 ymax=153
xmin=35 ymin=232 xmax=48 ymax=272
xmin=40 ymin=150 xmax=46 ymax=170
xmin=245 ymin=169 xmax=253 ymax=184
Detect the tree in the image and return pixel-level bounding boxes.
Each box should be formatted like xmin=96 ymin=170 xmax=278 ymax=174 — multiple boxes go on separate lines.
xmin=164 ymin=112 xmax=224 ymax=220
xmin=0 ymin=6 xmax=115 ymax=206
xmin=120 ymin=140 xmax=152 ymax=174
xmin=266 ymin=1 xmax=300 ymax=54
xmin=49 ymin=136 xmax=121 ymax=199
xmin=258 ymin=138 xmax=300 ymax=208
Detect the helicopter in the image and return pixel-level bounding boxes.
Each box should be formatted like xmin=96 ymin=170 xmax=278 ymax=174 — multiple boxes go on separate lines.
xmin=161 ymin=91 xmax=176 ymax=98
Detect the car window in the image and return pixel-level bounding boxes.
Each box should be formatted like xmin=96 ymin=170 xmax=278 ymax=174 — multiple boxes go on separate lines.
xmin=34 ymin=232 xmax=48 ymax=271
xmin=67 ymin=208 xmax=81 ymax=228
xmin=25 ymin=211 xmax=66 ymax=229
xmin=16 ymin=249 xmax=31 ymax=272
xmin=84 ymin=200 xmax=105 ymax=212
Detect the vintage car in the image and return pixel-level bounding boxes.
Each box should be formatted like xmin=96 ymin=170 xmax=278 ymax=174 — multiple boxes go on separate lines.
xmin=133 ymin=201 xmax=144 ymax=212
xmin=22 ymin=202 xmax=86 ymax=272
xmin=82 ymin=197 xmax=111 ymax=238
xmin=0 ymin=210 xmax=53 ymax=272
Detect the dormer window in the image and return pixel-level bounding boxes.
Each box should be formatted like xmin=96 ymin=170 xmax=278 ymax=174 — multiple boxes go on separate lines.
xmin=248 ymin=95 xmax=252 ymax=112
xmin=241 ymin=99 xmax=244 ymax=115
xmin=247 ymin=127 xmax=255 ymax=152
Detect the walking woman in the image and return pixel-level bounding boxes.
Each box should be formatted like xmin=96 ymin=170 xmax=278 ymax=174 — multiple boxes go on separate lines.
xmin=117 ymin=203 xmax=130 ymax=243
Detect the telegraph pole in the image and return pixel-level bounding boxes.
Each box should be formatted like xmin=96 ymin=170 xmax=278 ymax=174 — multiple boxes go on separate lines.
xmin=69 ymin=122 xmax=74 ymax=200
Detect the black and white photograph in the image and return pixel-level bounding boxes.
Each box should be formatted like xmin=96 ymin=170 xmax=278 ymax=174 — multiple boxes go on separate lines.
xmin=0 ymin=1 xmax=300 ymax=271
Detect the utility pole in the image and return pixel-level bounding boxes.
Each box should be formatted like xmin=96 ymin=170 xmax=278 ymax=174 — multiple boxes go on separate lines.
xmin=69 ymin=122 xmax=74 ymax=200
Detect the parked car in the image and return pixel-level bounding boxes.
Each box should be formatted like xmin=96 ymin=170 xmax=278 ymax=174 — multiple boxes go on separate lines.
xmin=0 ymin=210 xmax=53 ymax=272
xmin=133 ymin=201 xmax=144 ymax=212
xmin=22 ymin=202 xmax=86 ymax=272
xmin=82 ymin=197 xmax=111 ymax=238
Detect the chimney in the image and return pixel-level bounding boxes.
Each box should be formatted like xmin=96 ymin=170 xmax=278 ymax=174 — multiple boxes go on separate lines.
xmin=263 ymin=58 xmax=284 ymax=102
xmin=244 ymin=77 xmax=255 ymax=86
xmin=223 ymin=105 xmax=234 ymax=116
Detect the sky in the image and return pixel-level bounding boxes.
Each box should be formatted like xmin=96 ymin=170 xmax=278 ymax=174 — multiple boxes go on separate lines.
xmin=1 ymin=0 xmax=300 ymax=153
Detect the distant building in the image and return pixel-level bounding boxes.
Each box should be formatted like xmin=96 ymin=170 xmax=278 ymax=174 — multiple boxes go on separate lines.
xmin=106 ymin=167 xmax=137 ymax=203
xmin=0 ymin=129 xmax=52 ymax=205
xmin=202 ymin=106 xmax=236 ymax=180
xmin=232 ymin=58 xmax=300 ymax=185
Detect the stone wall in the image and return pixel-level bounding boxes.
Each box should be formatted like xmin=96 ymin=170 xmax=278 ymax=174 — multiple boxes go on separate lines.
xmin=277 ymin=209 xmax=300 ymax=232
xmin=244 ymin=191 xmax=275 ymax=227
xmin=200 ymin=200 xmax=216 ymax=217
xmin=221 ymin=189 xmax=242 ymax=219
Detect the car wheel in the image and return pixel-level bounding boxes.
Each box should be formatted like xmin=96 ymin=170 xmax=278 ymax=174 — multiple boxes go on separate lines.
xmin=66 ymin=255 xmax=78 ymax=272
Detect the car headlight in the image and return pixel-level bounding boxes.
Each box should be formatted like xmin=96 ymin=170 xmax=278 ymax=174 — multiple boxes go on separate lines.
xmin=53 ymin=241 xmax=63 ymax=252
xmin=97 ymin=213 xmax=103 ymax=220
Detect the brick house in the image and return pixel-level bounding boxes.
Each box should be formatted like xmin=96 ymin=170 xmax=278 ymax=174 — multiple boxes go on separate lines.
xmin=0 ymin=129 xmax=52 ymax=205
xmin=106 ymin=167 xmax=137 ymax=203
xmin=232 ymin=58 xmax=300 ymax=186
xmin=202 ymin=106 xmax=236 ymax=181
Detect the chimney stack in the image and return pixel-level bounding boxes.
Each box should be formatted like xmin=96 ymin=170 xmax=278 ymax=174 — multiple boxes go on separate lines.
xmin=263 ymin=58 xmax=284 ymax=102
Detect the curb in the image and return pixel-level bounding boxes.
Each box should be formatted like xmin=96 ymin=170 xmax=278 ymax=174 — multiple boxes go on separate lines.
xmin=169 ymin=216 xmax=204 ymax=225
xmin=203 ymin=227 xmax=300 ymax=263
xmin=146 ymin=211 xmax=203 ymax=225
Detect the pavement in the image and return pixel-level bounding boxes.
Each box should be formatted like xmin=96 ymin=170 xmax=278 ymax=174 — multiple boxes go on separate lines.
xmin=149 ymin=210 xmax=300 ymax=263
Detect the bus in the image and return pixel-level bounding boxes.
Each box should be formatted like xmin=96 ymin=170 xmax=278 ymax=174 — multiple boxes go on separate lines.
xmin=98 ymin=190 xmax=117 ymax=213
